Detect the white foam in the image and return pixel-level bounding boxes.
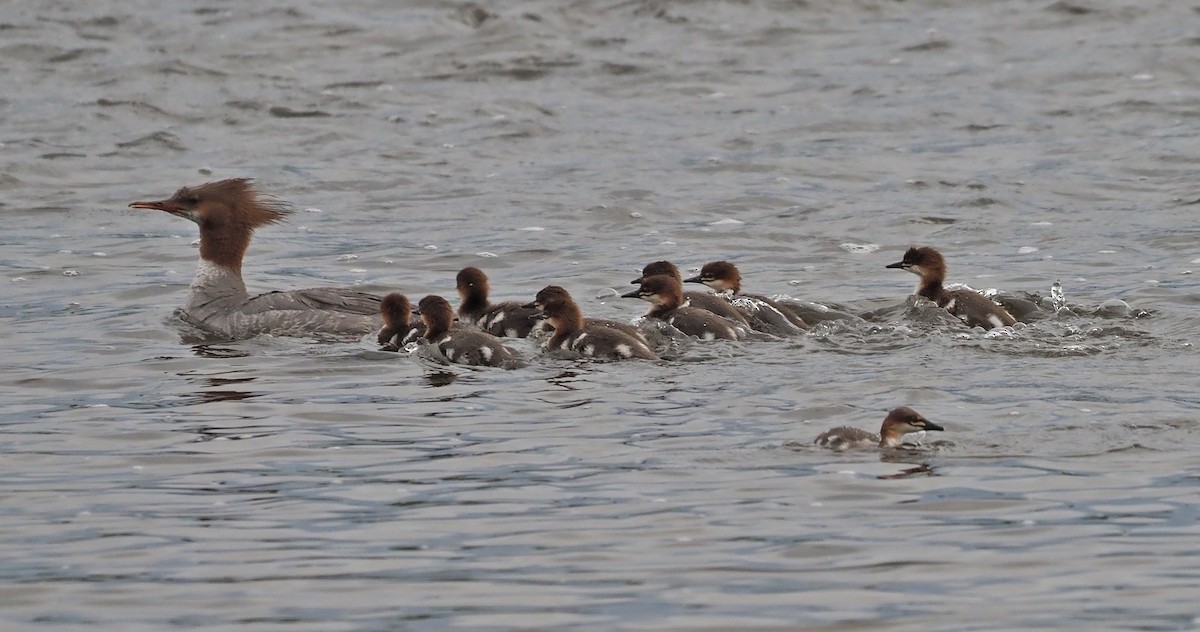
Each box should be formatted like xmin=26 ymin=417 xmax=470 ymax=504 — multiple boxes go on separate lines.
xmin=839 ymin=243 xmax=879 ymax=254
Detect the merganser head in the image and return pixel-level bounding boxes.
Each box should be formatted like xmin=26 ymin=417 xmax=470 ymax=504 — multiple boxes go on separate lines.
xmin=129 ymin=179 xmax=289 ymax=271
xmin=879 ymin=406 xmax=944 ymax=447
xmin=414 ymin=295 xmax=455 ymax=338
xmin=632 ymin=260 xmax=682 ymax=284
xmin=524 ymin=285 xmax=570 ymax=312
xmin=456 ymin=266 xmax=491 ymax=300
xmin=620 ymin=274 xmax=684 ymax=308
xmin=886 ymin=246 xmax=947 ymax=281
xmin=524 ymin=285 xmax=582 ymax=330
xmin=380 ymin=293 xmax=412 ymax=329
xmin=684 ymin=260 xmax=741 ymax=293
xmin=129 ymin=178 xmax=288 ymax=228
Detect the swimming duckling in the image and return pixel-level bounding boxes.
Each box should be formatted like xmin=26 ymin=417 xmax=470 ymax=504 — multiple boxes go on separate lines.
xmin=622 ymin=274 xmax=744 ymax=341
xmin=814 ymin=406 xmax=944 ymax=450
xmin=886 ymin=246 xmax=1017 ymax=330
xmin=525 ymin=285 xmax=658 ymax=361
xmin=415 ymin=295 xmax=520 ymax=367
xmin=377 ymin=292 xmax=424 ymax=350
xmin=633 ymin=260 xmax=749 ymax=325
xmin=685 ymin=261 xmax=809 ymax=333
xmin=455 ymin=266 xmax=543 ymax=337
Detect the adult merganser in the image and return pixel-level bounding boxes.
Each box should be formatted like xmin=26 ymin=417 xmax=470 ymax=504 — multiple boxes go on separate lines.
xmin=886 ymin=246 xmax=1017 ymax=330
xmin=685 ymin=261 xmax=809 ymax=333
xmin=129 ymin=179 xmax=380 ymax=339
xmin=377 ymin=293 xmax=424 ymax=351
xmin=455 ymin=266 xmax=543 ymax=338
xmin=814 ymin=406 xmax=944 ymax=450
xmin=524 ymin=285 xmax=658 ymax=361
xmin=415 ymin=295 xmax=520 ymax=367
xmin=632 ymin=260 xmax=750 ymax=325
xmin=622 ymin=275 xmax=744 ymax=341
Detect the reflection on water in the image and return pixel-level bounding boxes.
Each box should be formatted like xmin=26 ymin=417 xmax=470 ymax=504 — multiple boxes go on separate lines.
xmin=424 ymin=370 xmax=458 ymax=387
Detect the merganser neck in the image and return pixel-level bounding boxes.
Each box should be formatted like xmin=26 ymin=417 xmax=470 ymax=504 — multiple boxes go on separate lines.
xmin=916 ymin=274 xmax=947 ymax=303
xmin=187 ymin=259 xmax=249 ymax=306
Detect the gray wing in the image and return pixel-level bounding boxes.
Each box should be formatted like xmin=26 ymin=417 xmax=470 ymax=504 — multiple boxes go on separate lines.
xmin=244 ymin=288 xmax=382 ymax=316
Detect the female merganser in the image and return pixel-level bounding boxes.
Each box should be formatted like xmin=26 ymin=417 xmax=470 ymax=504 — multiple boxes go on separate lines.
xmin=886 ymin=246 xmax=1017 ymax=330
xmin=622 ymin=275 xmax=744 ymax=340
xmin=684 ymin=261 xmax=809 ymax=333
xmin=415 ymin=295 xmax=520 ymax=367
xmin=128 ymin=179 xmax=380 ymax=339
xmin=632 ymin=260 xmax=750 ymax=325
xmin=524 ymin=285 xmax=658 ymax=361
xmin=377 ymin=293 xmax=424 ymax=351
xmin=815 ymin=406 xmax=944 ymax=450
xmin=455 ymin=266 xmax=542 ymax=338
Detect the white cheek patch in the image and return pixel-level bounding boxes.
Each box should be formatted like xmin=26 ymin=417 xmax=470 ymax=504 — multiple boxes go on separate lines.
xmin=616 ymin=343 xmax=632 ymax=358
xmin=987 ymin=314 xmax=1005 ymax=329
xmin=583 ymin=343 xmax=596 ymax=356
xmin=480 ymin=346 xmax=494 ymax=362
xmin=703 ymin=331 xmax=716 ymax=341
xmin=505 ymin=328 xmax=518 ymax=337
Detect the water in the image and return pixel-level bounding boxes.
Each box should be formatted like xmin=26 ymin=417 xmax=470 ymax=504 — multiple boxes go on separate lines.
xmin=3 ymin=1 xmax=1200 ymax=629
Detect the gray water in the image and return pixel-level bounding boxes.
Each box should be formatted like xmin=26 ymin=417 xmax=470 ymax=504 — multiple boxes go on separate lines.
xmin=3 ymin=1 xmax=1200 ymax=630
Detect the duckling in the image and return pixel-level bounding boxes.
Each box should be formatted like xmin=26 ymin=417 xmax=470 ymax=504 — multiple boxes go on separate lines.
xmin=685 ymin=261 xmax=809 ymax=333
xmin=886 ymin=246 xmax=1017 ymax=330
xmin=415 ymin=295 xmax=520 ymax=367
xmin=377 ymin=292 xmax=424 ymax=351
xmin=632 ymin=260 xmax=749 ymax=325
xmin=622 ymin=274 xmax=743 ymax=341
xmin=525 ymin=285 xmax=658 ymax=361
xmin=815 ymin=406 xmax=944 ymax=450
xmin=455 ymin=266 xmax=543 ymax=337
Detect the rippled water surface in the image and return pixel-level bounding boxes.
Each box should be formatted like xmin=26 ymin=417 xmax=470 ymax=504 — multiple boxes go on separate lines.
xmin=3 ymin=1 xmax=1200 ymax=630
